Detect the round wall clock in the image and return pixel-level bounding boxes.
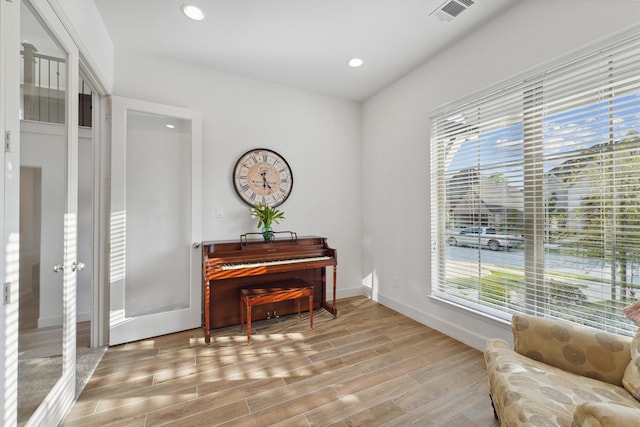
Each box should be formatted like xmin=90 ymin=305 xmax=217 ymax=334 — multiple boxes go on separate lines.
xmin=233 ymin=148 xmax=293 ymax=207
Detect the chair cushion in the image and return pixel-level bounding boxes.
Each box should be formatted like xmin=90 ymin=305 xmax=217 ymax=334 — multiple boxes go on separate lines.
xmin=512 ymin=314 xmax=631 ymax=386
xmin=622 ymin=328 xmax=640 ymax=400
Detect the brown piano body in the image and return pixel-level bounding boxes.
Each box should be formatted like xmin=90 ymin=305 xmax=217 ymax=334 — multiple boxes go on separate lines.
xmin=202 ymin=235 xmax=337 ymax=343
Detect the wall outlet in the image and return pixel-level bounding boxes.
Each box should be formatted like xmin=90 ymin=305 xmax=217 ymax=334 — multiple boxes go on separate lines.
xmin=215 ymin=207 xmax=224 ymax=218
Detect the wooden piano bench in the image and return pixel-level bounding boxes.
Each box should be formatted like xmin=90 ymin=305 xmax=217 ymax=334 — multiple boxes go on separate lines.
xmin=240 ymin=281 xmax=314 ymax=343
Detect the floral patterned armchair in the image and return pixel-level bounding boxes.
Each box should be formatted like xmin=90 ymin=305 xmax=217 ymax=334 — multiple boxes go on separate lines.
xmin=484 ymin=313 xmax=640 ymax=426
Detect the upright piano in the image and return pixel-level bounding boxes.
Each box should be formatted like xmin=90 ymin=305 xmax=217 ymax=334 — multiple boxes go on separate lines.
xmin=202 ymin=233 xmax=337 ymax=343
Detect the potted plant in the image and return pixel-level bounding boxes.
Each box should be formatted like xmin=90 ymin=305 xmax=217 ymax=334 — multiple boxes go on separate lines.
xmin=250 ymin=203 xmax=285 ymax=241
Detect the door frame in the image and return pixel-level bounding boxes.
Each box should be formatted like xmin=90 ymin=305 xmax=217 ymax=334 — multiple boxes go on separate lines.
xmin=78 ymin=65 xmax=110 ymax=348
xmin=2 ymin=0 xmax=22 ymax=424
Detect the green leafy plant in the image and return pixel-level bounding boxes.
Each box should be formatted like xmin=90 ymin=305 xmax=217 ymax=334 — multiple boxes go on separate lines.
xmin=250 ymin=203 xmax=285 ymax=230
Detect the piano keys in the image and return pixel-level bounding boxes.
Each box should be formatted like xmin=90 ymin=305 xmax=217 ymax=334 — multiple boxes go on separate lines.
xmin=202 ymin=234 xmax=337 ymax=343
xmin=221 ymin=256 xmax=331 ymax=271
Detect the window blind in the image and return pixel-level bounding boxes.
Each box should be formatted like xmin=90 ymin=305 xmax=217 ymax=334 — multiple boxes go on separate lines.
xmin=430 ymin=28 xmax=640 ymax=335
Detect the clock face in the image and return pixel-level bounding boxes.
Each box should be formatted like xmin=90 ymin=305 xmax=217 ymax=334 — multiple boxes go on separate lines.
xmin=233 ymin=148 xmax=293 ymax=207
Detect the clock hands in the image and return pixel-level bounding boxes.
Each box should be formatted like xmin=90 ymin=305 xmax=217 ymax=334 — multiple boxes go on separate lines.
xmin=261 ymin=171 xmax=273 ymax=190
xmin=248 ymin=171 xmax=275 ymax=193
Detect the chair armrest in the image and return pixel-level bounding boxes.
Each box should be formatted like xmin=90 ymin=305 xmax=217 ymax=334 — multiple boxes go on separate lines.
xmin=572 ymin=402 xmax=640 ymax=427
xmin=512 ymin=314 xmax=631 ymax=386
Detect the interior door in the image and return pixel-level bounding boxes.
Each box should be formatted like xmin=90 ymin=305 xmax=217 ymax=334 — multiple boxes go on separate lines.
xmin=109 ymin=96 xmax=202 ymax=345
xmin=16 ymin=0 xmax=80 ymax=425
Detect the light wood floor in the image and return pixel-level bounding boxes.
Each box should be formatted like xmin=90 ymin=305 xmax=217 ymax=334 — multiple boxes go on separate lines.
xmin=63 ymin=296 xmax=499 ymax=426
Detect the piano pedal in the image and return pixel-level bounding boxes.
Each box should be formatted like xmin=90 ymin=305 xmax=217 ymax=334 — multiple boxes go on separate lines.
xmin=274 ymin=310 xmax=279 ymax=318
xmin=266 ymin=311 xmax=271 ymax=319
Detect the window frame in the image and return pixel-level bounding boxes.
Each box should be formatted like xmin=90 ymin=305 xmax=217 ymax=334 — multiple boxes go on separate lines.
xmin=430 ymin=26 xmax=640 ymax=335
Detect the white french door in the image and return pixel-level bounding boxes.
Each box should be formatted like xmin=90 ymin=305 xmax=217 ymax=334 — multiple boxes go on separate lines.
xmin=109 ymin=96 xmax=202 ymax=345
xmin=3 ymin=0 xmax=81 ymax=425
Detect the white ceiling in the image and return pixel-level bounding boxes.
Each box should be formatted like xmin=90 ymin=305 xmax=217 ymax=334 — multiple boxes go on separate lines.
xmin=93 ymin=0 xmax=520 ymax=102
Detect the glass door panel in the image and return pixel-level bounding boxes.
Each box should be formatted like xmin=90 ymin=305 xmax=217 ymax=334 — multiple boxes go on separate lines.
xmin=125 ymin=111 xmax=191 ymax=316
xmin=18 ymin=0 xmax=78 ymax=424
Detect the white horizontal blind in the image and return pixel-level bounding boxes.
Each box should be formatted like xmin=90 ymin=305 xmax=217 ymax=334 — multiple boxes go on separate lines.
xmin=431 ymin=28 xmax=640 ymax=335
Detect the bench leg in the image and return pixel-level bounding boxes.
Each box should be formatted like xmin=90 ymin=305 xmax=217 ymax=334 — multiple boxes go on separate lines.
xmin=309 ymin=294 xmax=313 ymax=329
xmin=240 ymin=297 xmax=244 ymax=331
xmin=246 ymin=305 xmax=252 ymax=343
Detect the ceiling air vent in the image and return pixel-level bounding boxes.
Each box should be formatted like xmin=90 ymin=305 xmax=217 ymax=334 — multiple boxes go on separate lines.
xmin=430 ymin=0 xmax=475 ymax=22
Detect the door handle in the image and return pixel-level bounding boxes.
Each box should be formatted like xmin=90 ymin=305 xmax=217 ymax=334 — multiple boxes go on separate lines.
xmin=53 ymin=262 xmax=85 ymax=273
xmin=192 ymin=242 xmax=201 ymax=249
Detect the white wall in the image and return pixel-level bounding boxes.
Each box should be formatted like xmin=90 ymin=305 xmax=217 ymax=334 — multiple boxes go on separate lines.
xmin=52 ymin=0 xmax=114 ymax=92
xmin=361 ymin=0 xmax=640 ymax=350
xmin=113 ymin=51 xmax=364 ymax=297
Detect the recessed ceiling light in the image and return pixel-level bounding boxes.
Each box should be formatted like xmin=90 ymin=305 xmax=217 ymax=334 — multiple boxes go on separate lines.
xmin=182 ymin=4 xmax=205 ymax=21
xmin=166 ymin=124 xmax=175 ymax=129
xmin=348 ymin=58 xmax=364 ymax=68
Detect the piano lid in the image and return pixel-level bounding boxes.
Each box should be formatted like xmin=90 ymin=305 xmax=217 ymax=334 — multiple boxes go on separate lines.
xmin=202 ymin=235 xmax=331 ymax=255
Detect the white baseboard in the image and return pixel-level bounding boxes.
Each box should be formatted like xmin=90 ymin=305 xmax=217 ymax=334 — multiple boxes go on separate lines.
xmin=336 ymin=285 xmax=364 ymax=299
xmin=374 ymin=292 xmax=508 ymax=352
xmin=37 ymin=315 xmax=62 ymax=328
xmin=38 ymin=311 xmax=91 ymax=328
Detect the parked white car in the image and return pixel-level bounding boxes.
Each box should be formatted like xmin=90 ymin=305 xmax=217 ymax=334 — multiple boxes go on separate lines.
xmin=447 ymin=226 xmax=523 ymax=251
